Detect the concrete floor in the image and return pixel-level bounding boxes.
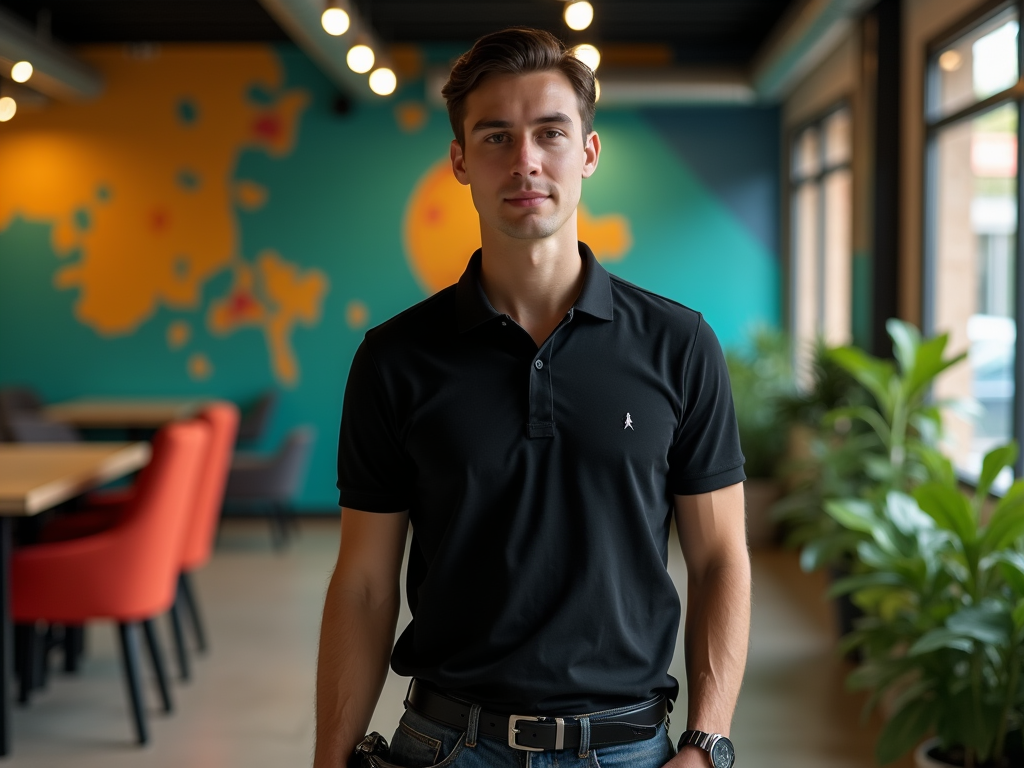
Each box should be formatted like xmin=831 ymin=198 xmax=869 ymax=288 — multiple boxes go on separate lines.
xmin=5 ymin=518 xmax=913 ymax=767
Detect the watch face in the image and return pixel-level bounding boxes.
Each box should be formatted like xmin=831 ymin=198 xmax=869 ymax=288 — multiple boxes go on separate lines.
xmin=710 ymin=737 xmax=735 ymax=768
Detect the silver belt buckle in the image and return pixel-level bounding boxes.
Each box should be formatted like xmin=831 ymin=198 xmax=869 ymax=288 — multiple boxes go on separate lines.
xmin=508 ymin=715 xmax=543 ymax=751
xmin=508 ymin=715 xmax=566 ymax=751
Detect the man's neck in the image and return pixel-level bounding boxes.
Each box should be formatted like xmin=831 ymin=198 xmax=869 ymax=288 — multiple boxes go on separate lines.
xmin=478 ymin=226 xmax=584 ymax=348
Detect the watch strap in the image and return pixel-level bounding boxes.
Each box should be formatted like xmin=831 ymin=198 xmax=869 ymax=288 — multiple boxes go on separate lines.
xmin=679 ymin=729 xmax=718 ymax=751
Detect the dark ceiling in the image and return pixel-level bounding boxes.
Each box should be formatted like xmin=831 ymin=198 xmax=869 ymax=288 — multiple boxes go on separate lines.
xmin=0 ymin=0 xmax=794 ymax=66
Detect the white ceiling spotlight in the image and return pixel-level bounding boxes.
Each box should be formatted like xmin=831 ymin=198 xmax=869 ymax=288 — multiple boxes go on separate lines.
xmin=347 ymin=44 xmax=375 ymax=74
xmin=321 ymin=1 xmax=350 ymax=36
xmin=564 ymin=1 xmax=594 ymax=32
xmin=11 ymin=61 xmax=33 ymax=83
xmin=368 ymin=67 xmax=397 ymax=96
xmin=573 ymin=43 xmax=601 ymax=72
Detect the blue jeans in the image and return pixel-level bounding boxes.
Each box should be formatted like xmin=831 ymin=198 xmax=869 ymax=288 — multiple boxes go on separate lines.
xmin=385 ymin=705 xmax=676 ymax=768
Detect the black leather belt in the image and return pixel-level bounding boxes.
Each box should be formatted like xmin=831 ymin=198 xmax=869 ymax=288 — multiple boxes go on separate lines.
xmin=405 ymin=680 xmax=667 ymax=752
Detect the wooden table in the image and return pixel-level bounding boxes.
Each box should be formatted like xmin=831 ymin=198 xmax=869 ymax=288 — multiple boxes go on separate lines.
xmin=0 ymin=442 xmax=151 ymax=755
xmin=43 ymin=398 xmax=208 ymax=430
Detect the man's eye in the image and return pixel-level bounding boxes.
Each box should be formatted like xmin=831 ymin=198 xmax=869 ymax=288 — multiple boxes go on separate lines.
xmin=486 ymin=134 xmax=508 ymax=144
xmin=543 ymin=130 xmax=564 ymax=139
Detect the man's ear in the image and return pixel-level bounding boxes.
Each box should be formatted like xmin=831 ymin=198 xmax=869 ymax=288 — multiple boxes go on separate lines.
xmin=450 ymin=139 xmax=470 ymax=186
xmin=582 ymin=131 xmax=601 ymax=179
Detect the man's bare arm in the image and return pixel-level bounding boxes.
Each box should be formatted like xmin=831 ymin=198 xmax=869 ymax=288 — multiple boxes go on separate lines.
xmin=314 ymin=508 xmax=409 ymax=768
xmin=668 ymin=482 xmax=750 ymax=767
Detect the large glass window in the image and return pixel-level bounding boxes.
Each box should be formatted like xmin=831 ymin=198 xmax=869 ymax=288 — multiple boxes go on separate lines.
xmin=926 ymin=2 xmax=1021 ymax=485
xmin=790 ymin=105 xmax=853 ymax=381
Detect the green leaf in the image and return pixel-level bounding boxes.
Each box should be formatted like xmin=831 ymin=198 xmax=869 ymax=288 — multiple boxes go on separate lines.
xmin=982 ymin=482 xmax=1024 ymax=553
xmin=825 ymin=499 xmax=877 ymax=535
xmin=876 ymin=696 xmax=938 ymax=764
xmin=976 ymin=442 xmax=1019 ymax=503
xmin=991 ymin=550 xmax=1024 ymax=595
xmin=827 ymin=571 xmax=906 ymax=598
xmin=908 ymin=628 xmax=974 ymax=655
xmin=946 ymin=603 xmax=1012 ymax=646
xmin=886 ymin=491 xmax=935 ymax=536
xmin=887 ymin=319 xmax=921 ymax=378
xmin=829 ymin=346 xmax=895 ymax=415
xmin=914 ymin=482 xmax=976 ymax=546
xmin=904 ymin=332 xmax=966 ymax=402
xmin=1013 ymin=599 xmax=1024 ymax=629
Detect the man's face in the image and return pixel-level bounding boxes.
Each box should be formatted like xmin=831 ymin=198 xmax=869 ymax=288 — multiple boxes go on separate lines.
xmin=450 ymin=70 xmax=600 ymax=244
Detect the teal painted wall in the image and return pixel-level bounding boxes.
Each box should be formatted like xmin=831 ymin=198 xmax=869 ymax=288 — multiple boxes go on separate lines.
xmin=0 ymin=44 xmax=780 ymax=510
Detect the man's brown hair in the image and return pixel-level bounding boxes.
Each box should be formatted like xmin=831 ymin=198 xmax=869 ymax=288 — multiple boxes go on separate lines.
xmin=442 ymin=27 xmax=597 ymax=147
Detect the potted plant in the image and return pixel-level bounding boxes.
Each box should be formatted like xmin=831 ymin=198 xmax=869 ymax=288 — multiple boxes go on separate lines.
xmin=725 ymin=326 xmax=795 ymax=546
xmin=827 ymin=441 xmax=1024 ymax=767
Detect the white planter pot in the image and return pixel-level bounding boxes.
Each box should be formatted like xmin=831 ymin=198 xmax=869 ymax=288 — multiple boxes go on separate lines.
xmin=915 ymin=738 xmax=951 ymax=768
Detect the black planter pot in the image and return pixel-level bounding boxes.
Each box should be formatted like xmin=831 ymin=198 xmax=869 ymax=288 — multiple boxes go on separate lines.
xmin=827 ymin=565 xmax=864 ymax=661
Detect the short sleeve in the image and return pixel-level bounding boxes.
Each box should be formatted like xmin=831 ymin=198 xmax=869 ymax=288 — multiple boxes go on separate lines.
xmin=336 ymin=339 xmax=415 ymax=512
xmin=667 ymin=315 xmax=746 ymax=495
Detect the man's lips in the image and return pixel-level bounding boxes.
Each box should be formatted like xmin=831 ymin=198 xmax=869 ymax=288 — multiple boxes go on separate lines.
xmin=504 ymin=193 xmax=549 ymax=208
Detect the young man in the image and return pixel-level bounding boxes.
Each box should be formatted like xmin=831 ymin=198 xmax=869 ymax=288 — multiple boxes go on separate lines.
xmin=316 ymin=27 xmax=750 ymax=768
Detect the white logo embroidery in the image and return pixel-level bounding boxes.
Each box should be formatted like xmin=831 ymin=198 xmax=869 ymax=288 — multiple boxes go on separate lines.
xmin=624 ymin=413 xmax=634 ymax=430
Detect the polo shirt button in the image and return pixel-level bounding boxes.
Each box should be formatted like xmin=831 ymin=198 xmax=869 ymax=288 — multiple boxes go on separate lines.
xmin=534 ymin=360 xmax=544 ymax=370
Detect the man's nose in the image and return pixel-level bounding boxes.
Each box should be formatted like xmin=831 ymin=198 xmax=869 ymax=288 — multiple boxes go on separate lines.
xmin=511 ymin=139 xmax=541 ymax=177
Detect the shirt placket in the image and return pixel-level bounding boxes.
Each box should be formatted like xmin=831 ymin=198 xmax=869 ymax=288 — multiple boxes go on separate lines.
xmin=527 ymin=308 xmax=573 ymax=439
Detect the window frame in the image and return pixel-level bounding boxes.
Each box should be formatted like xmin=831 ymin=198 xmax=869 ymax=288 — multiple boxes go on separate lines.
xmin=786 ymin=100 xmax=854 ymax=374
xmin=921 ymin=0 xmax=1024 ymax=478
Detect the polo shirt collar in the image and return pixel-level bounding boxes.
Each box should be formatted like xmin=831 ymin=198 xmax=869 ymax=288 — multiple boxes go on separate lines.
xmin=455 ymin=241 xmax=614 ymax=334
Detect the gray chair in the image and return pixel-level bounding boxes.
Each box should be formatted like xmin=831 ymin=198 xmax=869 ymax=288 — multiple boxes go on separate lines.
xmin=223 ymin=427 xmax=315 ymax=548
xmin=236 ymin=390 xmax=278 ymax=445
xmin=0 ymin=387 xmax=80 ymax=442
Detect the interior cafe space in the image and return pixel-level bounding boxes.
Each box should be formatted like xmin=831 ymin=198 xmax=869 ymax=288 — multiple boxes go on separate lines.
xmin=0 ymin=0 xmax=1022 ymax=766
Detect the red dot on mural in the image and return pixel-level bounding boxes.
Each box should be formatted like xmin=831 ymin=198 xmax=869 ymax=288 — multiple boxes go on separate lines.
xmin=229 ymin=292 xmax=256 ymax=315
xmin=149 ymin=208 xmax=170 ymax=232
xmin=426 ymin=206 xmax=442 ymax=224
xmin=253 ymin=114 xmax=282 ymax=141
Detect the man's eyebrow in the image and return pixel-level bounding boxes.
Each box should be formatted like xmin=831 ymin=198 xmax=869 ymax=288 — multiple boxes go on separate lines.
xmin=470 ymin=113 xmax=575 ymax=133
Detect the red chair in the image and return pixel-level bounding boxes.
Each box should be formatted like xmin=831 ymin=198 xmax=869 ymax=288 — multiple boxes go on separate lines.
xmin=12 ymin=419 xmax=211 ymax=745
xmin=169 ymin=401 xmax=239 ymax=680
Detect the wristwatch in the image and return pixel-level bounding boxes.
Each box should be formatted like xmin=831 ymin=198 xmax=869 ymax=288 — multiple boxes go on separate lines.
xmin=678 ymin=730 xmax=735 ymax=768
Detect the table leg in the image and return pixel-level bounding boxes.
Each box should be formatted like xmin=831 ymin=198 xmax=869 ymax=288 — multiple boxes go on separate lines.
xmin=0 ymin=517 xmax=11 ymax=755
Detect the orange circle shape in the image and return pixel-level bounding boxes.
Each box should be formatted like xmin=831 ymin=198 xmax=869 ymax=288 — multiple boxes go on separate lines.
xmin=403 ymin=158 xmax=480 ymax=295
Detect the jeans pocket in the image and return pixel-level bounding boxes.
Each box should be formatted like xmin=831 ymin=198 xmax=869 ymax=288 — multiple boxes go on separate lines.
xmin=590 ymin=724 xmax=674 ymax=768
xmin=387 ymin=710 xmax=466 ymax=768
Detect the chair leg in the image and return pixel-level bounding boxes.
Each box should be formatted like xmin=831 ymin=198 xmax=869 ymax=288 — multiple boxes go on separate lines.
xmin=141 ymin=620 xmax=173 ymax=714
xmin=116 ymin=623 xmax=149 ymax=745
xmin=63 ymin=625 xmax=85 ymax=673
xmin=15 ymin=624 xmax=37 ymax=705
xmin=178 ymin=572 xmax=207 ymax=653
xmin=168 ymin=601 xmax=190 ymax=682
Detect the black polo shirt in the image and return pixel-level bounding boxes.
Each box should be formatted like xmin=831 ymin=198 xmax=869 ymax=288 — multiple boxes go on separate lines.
xmin=337 ymin=242 xmax=745 ymax=715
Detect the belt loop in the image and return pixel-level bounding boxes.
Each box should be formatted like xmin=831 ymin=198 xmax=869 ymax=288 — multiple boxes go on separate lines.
xmin=576 ymin=715 xmax=591 ymax=759
xmin=404 ymin=678 xmax=414 ymax=710
xmin=465 ymin=703 xmax=482 ymax=748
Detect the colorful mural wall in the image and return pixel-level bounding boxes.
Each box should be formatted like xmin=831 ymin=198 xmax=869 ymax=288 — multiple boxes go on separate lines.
xmin=0 ymin=43 xmax=780 ymax=510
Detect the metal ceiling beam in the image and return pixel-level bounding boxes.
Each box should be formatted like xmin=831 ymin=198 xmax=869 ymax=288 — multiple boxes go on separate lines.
xmin=0 ymin=5 xmax=102 ymax=100
xmin=751 ymin=0 xmax=875 ymax=101
xmin=256 ymin=0 xmax=386 ymax=100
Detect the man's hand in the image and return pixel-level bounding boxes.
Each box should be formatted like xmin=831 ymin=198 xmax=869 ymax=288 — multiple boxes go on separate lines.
xmin=664 ymin=745 xmax=712 ymax=767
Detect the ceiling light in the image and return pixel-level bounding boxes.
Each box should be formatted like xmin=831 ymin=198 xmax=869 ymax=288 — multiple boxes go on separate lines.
xmin=347 ymin=44 xmax=375 ymax=74
xmin=369 ymin=67 xmax=397 ymax=96
xmin=0 ymin=96 xmax=16 ymax=122
xmin=938 ymin=49 xmax=962 ymax=72
xmin=10 ymin=61 xmax=32 ymax=83
xmin=564 ymin=1 xmax=594 ymax=31
xmin=573 ymin=44 xmax=601 ymax=72
xmin=595 ymin=78 xmax=601 ymax=102
xmin=321 ymin=6 xmax=350 ymax=36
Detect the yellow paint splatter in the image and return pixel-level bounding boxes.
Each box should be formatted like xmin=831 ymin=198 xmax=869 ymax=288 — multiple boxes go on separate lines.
xmin=235 ymin=180 xmax=269 ymax=211
xmin=167 ymin=319 xmax=191 ymax=349
xmin=188 ymin=352 xmax=212 ymax=380
xmin=403 ymin=158 xmax=633 ymax=294
xmin=207 ymin=251 xmax=328 ymax=387
xmin=395 ymin=101 xmax=428 ymax=133
xmin=346 ymin=300 xmax=369 ymax=329
xmin=0 ymin=46 xmax=309 ymax=337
